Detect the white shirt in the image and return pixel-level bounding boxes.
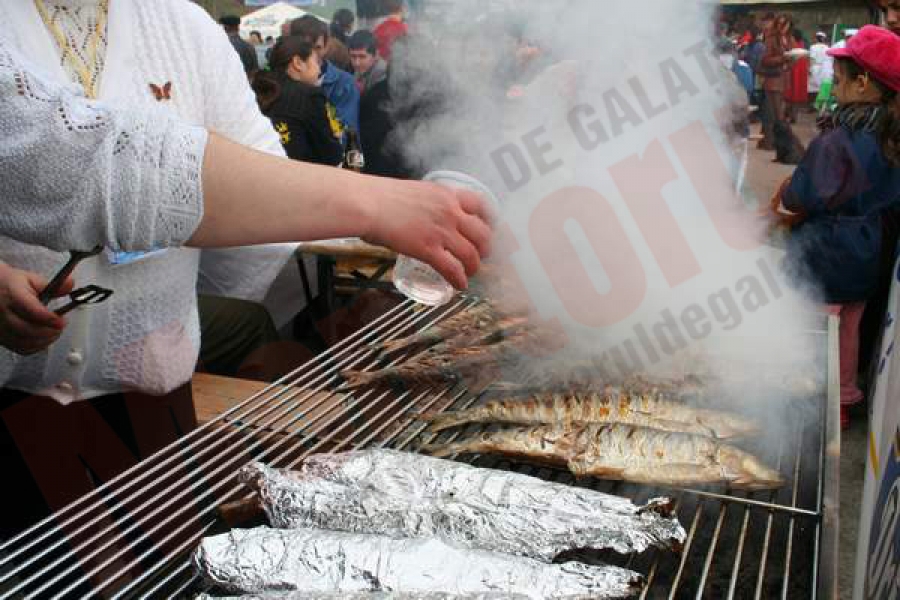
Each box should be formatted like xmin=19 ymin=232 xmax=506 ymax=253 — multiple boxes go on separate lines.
xmin=0 ymin=0 xmax=290 ymax=402
xmin=0 ymin=39 xmax=207 ymax=259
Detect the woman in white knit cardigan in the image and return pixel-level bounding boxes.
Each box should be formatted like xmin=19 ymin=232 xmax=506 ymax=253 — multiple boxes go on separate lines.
xmin=0 ymin=0 xmax=309 ymax=403
xmin=0 ymin=21 xmax=490 ymax=535
xmin=0 ymin=42 xmax=489 ymax=351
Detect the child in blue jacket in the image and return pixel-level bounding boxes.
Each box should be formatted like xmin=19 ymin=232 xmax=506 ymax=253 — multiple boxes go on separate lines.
xmin=779 ymin=26 xmax=900 ymax=428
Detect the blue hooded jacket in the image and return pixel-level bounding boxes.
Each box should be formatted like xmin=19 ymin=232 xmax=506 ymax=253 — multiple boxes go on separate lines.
xmin=320 ymin=60 xmax=360 ymax=140
xmin=783 ymin=119 xmax=900 ymax=303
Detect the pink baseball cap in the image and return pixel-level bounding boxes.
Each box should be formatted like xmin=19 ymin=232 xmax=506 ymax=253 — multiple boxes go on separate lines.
xmin=828 ymin=25 xmax=900 ymax=92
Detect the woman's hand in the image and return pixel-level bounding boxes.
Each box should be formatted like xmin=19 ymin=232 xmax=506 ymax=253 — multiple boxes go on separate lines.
xmin=193 ymin=134 xmax=494 ymax=290
xmin=0 ymin=263 xmax=72 ymax=355
xmin=362 ymin=179 xmax=494 ymax=291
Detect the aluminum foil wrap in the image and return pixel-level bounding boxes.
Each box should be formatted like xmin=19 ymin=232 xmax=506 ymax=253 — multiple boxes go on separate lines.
xmin=198 ymin=593 xmax=528 ymax=599
xmin=193 ymin=527 xmax=642 ymax=599
xmin=239 ymin=450 xmax=684 ymax=559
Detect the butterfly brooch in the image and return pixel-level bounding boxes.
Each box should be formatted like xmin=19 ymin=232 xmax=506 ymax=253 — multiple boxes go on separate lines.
xmin=149 ymin=81 xmax=172 ymax=101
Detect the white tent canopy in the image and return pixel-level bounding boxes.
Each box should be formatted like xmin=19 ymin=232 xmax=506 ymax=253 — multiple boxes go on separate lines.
xmin=239 ymin=2 xmax=326 ymax=41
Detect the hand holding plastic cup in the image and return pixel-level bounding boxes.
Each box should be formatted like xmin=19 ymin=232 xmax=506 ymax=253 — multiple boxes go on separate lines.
xmin=393 ymin=171 xmax=499 ymax=306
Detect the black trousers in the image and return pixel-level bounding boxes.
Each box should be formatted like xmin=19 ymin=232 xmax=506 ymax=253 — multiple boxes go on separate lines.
xmin=197 ymin=294 xmax=279 ymax=377
xmin=0 ymin=384 xmax=196 ymax=541
xmin=0 ymin=298 xmax=273 ymax=540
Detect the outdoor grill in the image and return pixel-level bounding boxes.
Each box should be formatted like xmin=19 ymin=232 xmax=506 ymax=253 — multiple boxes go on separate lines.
xmin=0 ymin=297 xmax=841 ymax=599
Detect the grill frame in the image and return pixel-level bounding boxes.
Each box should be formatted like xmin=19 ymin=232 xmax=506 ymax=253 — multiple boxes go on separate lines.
xmin=0 ymin=300 xmax=840 ymax=599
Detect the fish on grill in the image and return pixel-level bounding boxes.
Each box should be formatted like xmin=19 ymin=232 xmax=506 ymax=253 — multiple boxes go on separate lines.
xmin=341 ymin=330 xmax=550 ymax=390
xmin=372 ymin=302 xmax=528 ymax=355
xmin=483 ymin=365 xmax=708 ymax=403
xmin=341 ymin=345 xmax=508 ymax=389
xmin=238 ymin=456 xmax=685 ymax=560
xmin=194 ymin=527 xmax=644 ymax=599
xmin=418 ymin=388 xmax=761 ymax=439
xmin=422 ymin=424 xmax=784 ymax=490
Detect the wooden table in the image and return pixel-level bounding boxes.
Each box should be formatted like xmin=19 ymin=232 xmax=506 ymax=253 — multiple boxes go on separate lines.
xmin=294 ymin=239 xmax=398 ymax=316
xmin=191 ymin=373 xmax=355 ymax=458
xmin=190 ymin=373 xmax=435 ymax=457
xmin=192 ymin=373 xmax=274 ymax=425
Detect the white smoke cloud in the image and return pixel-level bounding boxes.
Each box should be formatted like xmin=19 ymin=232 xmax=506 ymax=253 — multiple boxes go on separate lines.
xmin=390 ymin=0 xmax=824 ymax=421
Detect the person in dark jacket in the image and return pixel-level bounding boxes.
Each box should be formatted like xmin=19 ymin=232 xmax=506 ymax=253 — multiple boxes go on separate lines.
xmin=330 ymin=8 xmax=355 ymax=45
xmin=219 ymin=15 xmax=258 ymax=77
xmin=778 ymin=26 xmax=900 ymax=429
xmin=291 ymin=15 xmax=360 ymax=143
xmin=358 ymin=38 xmax=436 ymax=180
xmin=349 ymin=30 xmax=387 ymax=95
xmin=359 ymin=75 xmax=406 ymax=178
xmin=741 ymin=25 xmax=766 ymax=124
xmin=252 ymin=36 xmax=343 ymax=166
xmin=326 ymin=10 xmax=355 ymax=74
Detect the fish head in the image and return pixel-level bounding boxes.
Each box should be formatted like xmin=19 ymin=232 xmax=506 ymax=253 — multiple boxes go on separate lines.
xmin=718 ymin=445 xmax=785 ymax=490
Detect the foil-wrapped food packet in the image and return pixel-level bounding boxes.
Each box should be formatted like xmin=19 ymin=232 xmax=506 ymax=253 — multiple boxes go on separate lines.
xmin=198 ymin=593 xmax=529 ymax=599
xmin=239 ymin=450 xmax=684 ymax=559
xmin=194 ymin=527 xmax=642 ymax=599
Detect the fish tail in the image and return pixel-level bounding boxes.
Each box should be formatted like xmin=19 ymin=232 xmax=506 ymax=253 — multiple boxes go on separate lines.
xmin=419 ymin=440 xmax=470 ymax=457
xmin=339 ymin=369 xmax=376 ymax=389
xmin=375 ymin=337 xmax=415 ymax=354
xmin=417 ymin=410 xmax=472 ymax=432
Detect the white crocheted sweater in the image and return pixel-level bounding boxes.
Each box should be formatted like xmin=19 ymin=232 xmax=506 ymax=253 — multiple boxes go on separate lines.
xmin=0 ymin=0 xmax=286 ymax=403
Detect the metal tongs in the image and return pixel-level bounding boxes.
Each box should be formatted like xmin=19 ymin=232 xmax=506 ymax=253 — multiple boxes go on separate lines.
xmin=40 ymin=247 xmax=114 ymax=315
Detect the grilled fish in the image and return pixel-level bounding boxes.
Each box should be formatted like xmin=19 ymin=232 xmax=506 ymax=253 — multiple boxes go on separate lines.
xmin=342 ymin=346 xmax=509 ymax=389
xmin=484 ymin=367 xmax=708 ymax=402
xmin=342 ymin=329 xmax=553 ymax=390
xmin=419 ymin=388 xmax=760 ymax=439
xmin=373 ymin=303 xmax=528 ymax=355
xmin=423 ymin=424 xmax=784 ymax=490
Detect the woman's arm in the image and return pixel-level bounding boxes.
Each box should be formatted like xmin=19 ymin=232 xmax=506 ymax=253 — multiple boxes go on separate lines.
xmin=0 ymin=40 xmax=491 ymax=291
xmin=195 ymin=133 xmax=491 ymax=290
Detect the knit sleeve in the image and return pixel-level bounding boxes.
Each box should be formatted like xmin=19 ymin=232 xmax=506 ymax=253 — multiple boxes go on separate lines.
xmin=0 ymin=39 xmax=207 ymax=252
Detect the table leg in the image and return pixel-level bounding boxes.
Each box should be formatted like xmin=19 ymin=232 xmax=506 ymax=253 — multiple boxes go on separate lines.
xmin=296 ymin=251 xmax=314 ymax=308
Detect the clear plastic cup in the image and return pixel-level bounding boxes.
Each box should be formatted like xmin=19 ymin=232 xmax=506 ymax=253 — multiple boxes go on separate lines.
xmin=393 ymin=171 xmax=499 ymax=306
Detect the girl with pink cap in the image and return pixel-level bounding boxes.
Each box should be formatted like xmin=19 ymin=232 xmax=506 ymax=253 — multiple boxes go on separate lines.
xmin=778 ymin=25 xmax=900 ymax=429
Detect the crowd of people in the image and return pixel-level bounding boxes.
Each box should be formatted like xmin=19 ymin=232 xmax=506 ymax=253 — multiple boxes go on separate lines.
xmin=718 ymin=13 xmax=846 ymax=158
xmin=716 ymin=8 xmax=900 ymax=433
xmin=221 ymin=2 xmax=413 ymax=177
xmin=744 ymin=4 xmax=900 ymax=431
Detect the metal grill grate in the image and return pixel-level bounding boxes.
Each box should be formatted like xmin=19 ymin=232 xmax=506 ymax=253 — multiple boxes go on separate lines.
xmin=0 ymin=298 xmax=839 ymax=599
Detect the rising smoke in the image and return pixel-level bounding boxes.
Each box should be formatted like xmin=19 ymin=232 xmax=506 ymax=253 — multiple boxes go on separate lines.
xmin=389 ymin=0 xmax=825 ymax=426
